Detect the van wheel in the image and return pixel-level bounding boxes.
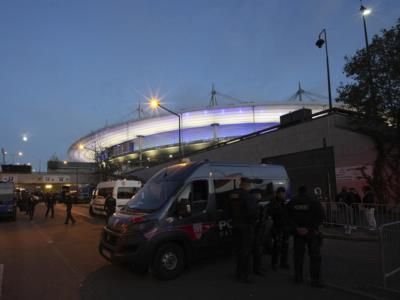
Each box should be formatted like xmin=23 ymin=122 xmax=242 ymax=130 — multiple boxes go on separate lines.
xmin=12 ymin=209 xmax=17 ymax=221
xmin=152 ymin=243 xmax=185 ymax=280
xmin=89 ymin=206 xmax=95 ymax=217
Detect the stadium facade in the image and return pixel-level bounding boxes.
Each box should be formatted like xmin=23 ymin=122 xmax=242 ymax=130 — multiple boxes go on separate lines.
xmin=68 ymin=102 xmax=327 ymax=167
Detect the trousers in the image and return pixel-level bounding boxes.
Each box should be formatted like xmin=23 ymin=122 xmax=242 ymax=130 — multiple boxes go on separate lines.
xmin=293 ymin=232 xmax=321 ymax=282
xmin=233 ymin=224 xmax=255 ymax=279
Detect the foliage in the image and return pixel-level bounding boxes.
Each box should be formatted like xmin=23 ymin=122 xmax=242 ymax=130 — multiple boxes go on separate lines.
xmin=336 ymin=19 xmax=400 ymax=129
xmin=336 ymin=19 xmax=400 ymax=204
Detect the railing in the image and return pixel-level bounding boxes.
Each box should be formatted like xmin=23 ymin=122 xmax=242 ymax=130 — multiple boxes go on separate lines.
xmin=321 ymin=202 xmax=400 ymax=234
xmin=379 ymin=221 xmax=400 ymax=290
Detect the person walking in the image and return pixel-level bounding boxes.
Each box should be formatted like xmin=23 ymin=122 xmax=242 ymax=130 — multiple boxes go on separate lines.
xmin=28 ymin=194 xmax=38 ymax=221
xmin=104 ymin=193 xmax=116 ymax=223
xmin=268 ymin=186 xmax=290 ymax=271
xmin=228 ymin=177 xmax=258 ymax=283
xmin=64 ymin=193 xmax=76 ymax=225
xmin=362 ymin=186 xmax=377 ymax=230
xmin=45 ymin=192 xmax=55 ymax=218
xmin=287 ymin=185 xmax=324 ymax=288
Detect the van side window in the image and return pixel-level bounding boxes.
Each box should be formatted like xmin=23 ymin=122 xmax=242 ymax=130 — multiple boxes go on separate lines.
xmin=177 ymin=180 xmax=209 ymax=215
xmin=98 ymin=188 xmax=113 ymax=198
xmin=191 ymin=180 xmax=208 ymax=213
xmin=214 ymin=179 xmax=236 ymax=211
xmin=117 ymin=187 xmax=137 ymax=199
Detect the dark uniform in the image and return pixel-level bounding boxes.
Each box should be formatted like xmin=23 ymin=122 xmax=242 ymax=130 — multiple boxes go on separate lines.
xmin=104 ymin=195 xmax=117 ymax=223
xmin=28 ymin=195 xmax=38 ymax=221
xmin=64 ymin=194 xmax=76 ymax=225
xmin=268 ymin=187 xmax=289 ymax=270
xmin=45 ymin=193 xmax=55 ymax=218
xmin=251 ymin=188 xmax=268 ymax=275
xmin=228 ymin=178 xmax=258 ymax=283
xmin=287 ymin=186 xmax=324 ymax=287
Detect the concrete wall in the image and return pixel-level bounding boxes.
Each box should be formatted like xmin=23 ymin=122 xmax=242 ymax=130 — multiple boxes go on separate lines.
xmin=130 ymin=113 xmax=377 ymax=186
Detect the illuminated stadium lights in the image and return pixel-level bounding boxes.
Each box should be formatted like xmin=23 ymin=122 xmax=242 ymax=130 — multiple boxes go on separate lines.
xmin=68 ymin=103 xmax=327 ymax=163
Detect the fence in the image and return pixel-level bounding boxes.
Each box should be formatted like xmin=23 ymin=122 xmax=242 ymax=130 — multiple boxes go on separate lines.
xmin=379 ymin=221 xmax=400 ymax=290
xmin=321 ymin=202 xmax=400 ymax=233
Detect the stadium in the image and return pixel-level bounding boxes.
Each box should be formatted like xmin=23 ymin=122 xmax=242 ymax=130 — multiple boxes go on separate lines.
xmin=68 ymin=87 xmax=328 ymax=168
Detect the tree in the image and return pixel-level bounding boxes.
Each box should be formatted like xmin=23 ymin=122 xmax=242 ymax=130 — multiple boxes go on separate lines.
xmin=337 ymin=19 xmax=400 ymax=128
xmin=336 ymin=19 xmax=400 ymax=204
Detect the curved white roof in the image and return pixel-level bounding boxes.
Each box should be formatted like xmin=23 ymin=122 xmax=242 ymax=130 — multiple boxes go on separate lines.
xmin=68 ymin=102 xmax=327 ymax=162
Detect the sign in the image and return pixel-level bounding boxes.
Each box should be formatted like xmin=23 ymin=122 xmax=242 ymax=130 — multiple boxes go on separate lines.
xmin=335 ymin=165 xmax=373 ymax=181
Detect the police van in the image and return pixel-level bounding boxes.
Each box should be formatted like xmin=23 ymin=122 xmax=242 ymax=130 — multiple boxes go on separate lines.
xmin=99 ymin=161 xmax=289 ymax=280
xmin=0 ymin=181 xmax=17 ymax=221
xmin=89 ymin=180 xmax=142 ymax=216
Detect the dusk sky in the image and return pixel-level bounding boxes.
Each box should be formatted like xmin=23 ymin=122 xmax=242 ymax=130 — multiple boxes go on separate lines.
xmin=1 ymin=0 xmax=399 ymax=171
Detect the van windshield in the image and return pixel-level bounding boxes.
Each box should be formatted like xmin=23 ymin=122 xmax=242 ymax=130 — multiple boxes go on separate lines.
xmin=126 ymin=180 xmax=182 ymax=212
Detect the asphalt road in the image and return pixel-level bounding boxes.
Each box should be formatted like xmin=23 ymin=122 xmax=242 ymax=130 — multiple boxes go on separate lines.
xmin=0 ymin=203 xmax=375 ymax=300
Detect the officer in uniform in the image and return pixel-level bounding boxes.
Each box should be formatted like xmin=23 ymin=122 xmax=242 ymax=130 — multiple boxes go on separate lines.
xmin=251 ymin=187 xmax=268 ymax=276
xmin=64 ymin=192 xmax=76 ymax=225
xmin=28 ymin=194 xmax=38 ymax=221
xmin=104 ymin=193 xmax=117 ymax=223
xmin=287 ymin=185 xmax=324 ymax=287
xmin=268 ymin=186 xmax=290 ymax=270
xmin=228 ymin=177 xmax=258 ymax=283
xmin=45 ymin=192 xmax=55 ymax=218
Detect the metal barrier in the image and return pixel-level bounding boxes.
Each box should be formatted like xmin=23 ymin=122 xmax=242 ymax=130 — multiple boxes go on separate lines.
xmin=351 ymin=204 xmax=400 ymax=230
xmin=321 ymin=202 xmax=349 ymax=227
xmin=321 ymin=202 xmax=400 ymax=234
xmin=379 ymin=221 xmax=400 ymax=289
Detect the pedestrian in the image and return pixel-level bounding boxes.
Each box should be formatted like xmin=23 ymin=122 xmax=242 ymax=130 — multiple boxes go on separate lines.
xmin=362 ymin=186 xmax=377 ymax=230
xmin=45 ymin=192 xmax=55 ymax=218
xmin=104 ymin=193 xmax=116 ymax=223
xmin=64 ymin=192 xmax=76 ymax=225
xmin=287 ymin=185 xmax=324 ymax=288
xmin=348 ymin=188 xmax=361 ymax=231
xmin=227 ymin=177 xmax=258 ymax=283
xmin=268 ymin=186 xmax=290 ymax=271
xmin=251 ymin=187 xmax=267 ymax=276
xmin=28 ymin=194 xmax=38 ymax=221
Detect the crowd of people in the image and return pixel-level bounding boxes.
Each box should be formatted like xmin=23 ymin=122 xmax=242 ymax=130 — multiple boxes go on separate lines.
xmin=336 ymin=185 xmax=377 ymax=233
xmin=17 ymin=190 xmax=76 ymax=224
xmin=226 ymin=178 xmax=325 ymax=287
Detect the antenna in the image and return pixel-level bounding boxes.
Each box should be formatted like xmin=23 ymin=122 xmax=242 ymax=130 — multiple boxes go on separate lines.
xmin=209 ymin=83 xmax=218 ymax=107
xmin=287 ymin=81 xmax=328 ymax=102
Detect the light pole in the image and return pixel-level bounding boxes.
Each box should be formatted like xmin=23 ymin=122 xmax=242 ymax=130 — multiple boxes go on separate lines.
xmin=360 ymin=1 xmax=371 ymax=51
xmin=149 ymin=98 xmax=183 ymax=158
xmin=316 ymin=29 xmax=333 ymax=111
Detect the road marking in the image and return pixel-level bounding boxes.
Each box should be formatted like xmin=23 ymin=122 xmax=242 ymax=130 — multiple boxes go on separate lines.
xmin=0 ymin=264 xmax=4 ymax=297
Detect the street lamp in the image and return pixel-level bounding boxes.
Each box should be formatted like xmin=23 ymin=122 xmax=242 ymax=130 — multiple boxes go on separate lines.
xmin=315 ymin=29 xmax=333 ymax=111
xmin=149 ymin=98 xmax=183 ymax=158
xmin=360 ymin=1 xmax=371 ymax=50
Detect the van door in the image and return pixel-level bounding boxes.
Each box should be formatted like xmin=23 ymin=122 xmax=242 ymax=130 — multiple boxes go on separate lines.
xmin=212 ymin=178 xmax=238 ymax=246
xmin=172 ymin=179 xmax=215 ymax=258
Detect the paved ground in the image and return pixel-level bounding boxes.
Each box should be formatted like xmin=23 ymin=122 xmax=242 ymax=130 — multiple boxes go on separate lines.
xmin=0 ymin=203 xmax=391 ymax=300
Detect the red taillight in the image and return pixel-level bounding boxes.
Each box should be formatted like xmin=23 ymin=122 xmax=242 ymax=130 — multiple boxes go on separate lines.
xmin=130 ymin=216 xmax=145 ymax=223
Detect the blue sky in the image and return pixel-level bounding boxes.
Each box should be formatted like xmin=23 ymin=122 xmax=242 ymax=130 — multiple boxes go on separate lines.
xmin=0 ymin=0 xmax=399 ymax=170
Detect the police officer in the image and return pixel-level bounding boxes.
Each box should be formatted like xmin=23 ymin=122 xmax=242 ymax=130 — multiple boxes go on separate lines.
xmin=64 ymin=192 xmax=76 ymax=225
xmin=28 ymin=194 xmax=38 ymax=221
xmin=104 ymin=193 xmax=117 ymax=223
xmin=45 ymin=192 xmax=55 ymax=218
xmin=287 ymin=185 xmax=324 ymax=287
xmin=268 ymin=186 xmax=290 ymax=270
xmin=251 ymin=187 xmax=268 ymax=276
xmin=228 ymin=177 xmax=258 ymax=283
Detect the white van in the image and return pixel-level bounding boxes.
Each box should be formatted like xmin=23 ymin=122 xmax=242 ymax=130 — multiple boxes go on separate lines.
xmin=89 ymin=180 xmax=142 ymax=216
